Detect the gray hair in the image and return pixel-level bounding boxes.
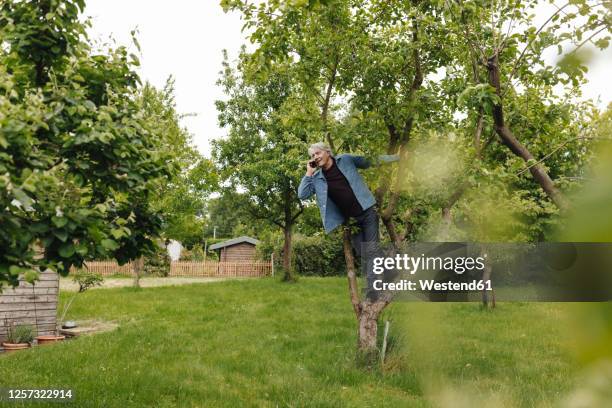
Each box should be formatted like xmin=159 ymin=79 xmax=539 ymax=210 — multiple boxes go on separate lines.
xmin=308 ymin=142 xmax=332 ymax=156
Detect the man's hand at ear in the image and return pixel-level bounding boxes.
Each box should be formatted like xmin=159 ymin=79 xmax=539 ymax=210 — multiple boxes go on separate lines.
xmin=306 ymin=161 xmax=316 ymax=177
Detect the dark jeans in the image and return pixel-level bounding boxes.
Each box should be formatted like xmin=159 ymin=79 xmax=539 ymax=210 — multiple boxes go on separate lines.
xmin=349 ymin=206 xmax=383 ymax=291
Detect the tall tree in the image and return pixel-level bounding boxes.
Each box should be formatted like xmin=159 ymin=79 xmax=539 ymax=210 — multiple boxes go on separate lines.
xmin=0 ymin=0 xmax=173 ymax=289
xmin=139 ymin=79 xmax=218 ymax=248
xmin=202 ymin=191 xmax=275 ymax=240
xmin=223 ymin=0 xmax=452 ymax=357
xmin=222 ymin=0 xmax=610 ymax=359
xmin=214 ymin=52 xmax=318 ymax=281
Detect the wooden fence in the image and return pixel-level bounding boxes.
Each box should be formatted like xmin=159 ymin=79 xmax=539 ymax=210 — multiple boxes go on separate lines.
xmin=71 ymin=260 xmax=272 ymax=278
xmin=71 ymin=261 xmax=134 ymax=276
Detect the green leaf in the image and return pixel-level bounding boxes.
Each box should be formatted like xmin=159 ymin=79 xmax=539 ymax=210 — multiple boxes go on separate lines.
xmin=59 ymin=244 xmax=75 ymax=258
xmin=594 ymin=38 xmax=609 ymax=50
xmin=101 ymin=239 xmax=119 ymax=251
xmin=129 ymin=53 xmax=140 ymax=66
xmin=110 ymin=228 xmax=125 ymax=239
xmin=41 ymin=236 xmax=54 ymax=248
xmin=30 ymin=222 xmax=49 ymax=233
xmin=75 ymin=244 xmax=88 ymax=256
xmin=9 ymin=265 xmax=23 ymax=276
xmin=52 ymin=216 xmax=68 ymax=228
xmin=12 ymin=188 xmax=34 ymax=209
xmin=22 ymin=269 xmax=40 ymax=284
xmin=84 ymin=100 xmax=96 ymax=110
xmin=54 ymin=230 xmax=69 ymax=242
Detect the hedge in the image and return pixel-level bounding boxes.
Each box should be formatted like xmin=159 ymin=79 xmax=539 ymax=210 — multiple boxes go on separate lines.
xmin=292 ymin=234 xmax=348 ymax=277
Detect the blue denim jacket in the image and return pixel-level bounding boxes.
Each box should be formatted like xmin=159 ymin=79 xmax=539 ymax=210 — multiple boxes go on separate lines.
xmin=297 ymin=154 xmax=399 ymax=233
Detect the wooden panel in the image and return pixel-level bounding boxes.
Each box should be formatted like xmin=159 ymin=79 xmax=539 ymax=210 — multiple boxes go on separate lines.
xmin=0 ymin=309 xmax=57 ymax=319
xmin=1 ymin=316 xmax=56 ymax=325
xmin=2 ymin=282 xmax=57 ymax=291
xmin=19 ymin=279 xmax=58 ymax=287
xmin=225 ymin=243 xmax=256 ymax=262
xmin=3 ymin=287 xmax=58 ymax=296
xmin=0 ymin=295 xmax=58 ymax=303
xmin=15 ymin=279 xmax=58 ymax=288
xmin=0 ymin=302 xmax=58 ymax=312
xmin=36 ymin=273 xmax=61 ymax=281
xmin=0 ymin=270 xmax=59 ymax=342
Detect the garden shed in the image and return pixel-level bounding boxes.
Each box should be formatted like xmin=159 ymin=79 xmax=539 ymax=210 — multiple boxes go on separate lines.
xmin=209 ymin=236 xmax=260 ymax=262
xmin=0 ymin=270 xmax=59 ymax=343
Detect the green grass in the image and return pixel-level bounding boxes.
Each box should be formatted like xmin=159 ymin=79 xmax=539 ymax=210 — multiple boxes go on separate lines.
xmin=0 ymin=278 xmax=580 ymax=407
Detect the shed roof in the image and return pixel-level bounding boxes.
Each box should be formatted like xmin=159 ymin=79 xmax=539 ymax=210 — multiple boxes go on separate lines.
xmin=209 ymin=236 xmax=260 ymax=250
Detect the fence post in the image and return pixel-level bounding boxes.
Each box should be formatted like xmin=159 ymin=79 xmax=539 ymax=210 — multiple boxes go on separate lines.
xmin=271 ymin=253 xmax=274 ymax=277
xmin=381 ymin=320 xmax=390 ymax=366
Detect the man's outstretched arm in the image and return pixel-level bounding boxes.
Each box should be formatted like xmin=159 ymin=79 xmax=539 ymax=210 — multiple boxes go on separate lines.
xmin=349 ymin=154 xmax=400 ymax=169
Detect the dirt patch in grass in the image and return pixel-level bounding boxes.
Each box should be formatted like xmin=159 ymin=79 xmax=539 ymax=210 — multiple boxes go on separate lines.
xmin=59 ymin=319 xmax=120 ymax=338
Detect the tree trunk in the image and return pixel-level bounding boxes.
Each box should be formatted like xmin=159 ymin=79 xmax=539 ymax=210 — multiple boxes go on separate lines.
xmin=356 ymin=299 xmax=391 ymax=366
xmin=281 ymin=224 xmax=295 ymax=282
xmin=343 ymin=227 xmax=362 ymax=316
xmin=358 ymin=307 xmax=379 ymax=351
xmin=133 ymin=256 xmax=144 ymax=288
xmin=342 ymin=227 xmax=392 ymax=364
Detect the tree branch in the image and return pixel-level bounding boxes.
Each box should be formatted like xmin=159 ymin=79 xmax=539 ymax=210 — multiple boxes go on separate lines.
xmin=380 ymin=16 xmax=423 ymax=246
xmin=343 ymin=227 xmax=362 ymax=317
xmin=290 ymin=206 xmax=304 ymax=223
xmin=246 ymin=204 xmax=285 ymax=229
xmin=566 ymin=25 xmax=608 ymax=56
xmin=487 ymin=53 xmax=568 ymax=210
xmin=515 ymin=135 xmax=595 ymax=176
xmin=321 ymin=56 xmax=339 ymax=152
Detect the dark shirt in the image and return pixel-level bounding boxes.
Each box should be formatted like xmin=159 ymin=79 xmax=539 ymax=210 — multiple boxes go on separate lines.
xmin=322 ymin=160 xmax=363 ymax=217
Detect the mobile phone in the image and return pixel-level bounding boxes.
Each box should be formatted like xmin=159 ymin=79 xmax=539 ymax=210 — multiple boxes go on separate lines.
xmin=309 ymin=160 xmax=317 ymax=168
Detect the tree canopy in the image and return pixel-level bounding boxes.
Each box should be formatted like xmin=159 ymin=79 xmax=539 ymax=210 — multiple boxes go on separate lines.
xmin=214 ymin=51 xmax=321 ymax=278
xmin=140 ymin=78 xmax=217 ymax=249
xmin=221 ymin=0 xmax=611 ymax=354
xmin=0 ymin=0 xmax=176 ymax=288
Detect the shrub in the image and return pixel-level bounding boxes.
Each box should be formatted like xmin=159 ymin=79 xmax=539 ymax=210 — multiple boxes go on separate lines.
xmin=6 ymin=323 xmax=36 ymax=344
xmin=180 ymin=244 xmax=205 ymax=261
xmin=58 ymin=271 xmax=105 ymax=326
xmin=72 ymin=270 xmax=104 ymax=293
xmin=253 ymin=230 xmax=282 ymax=261
xmin=144 ymin=244 xmax=171 ymax=276
xmin=180 ymin=242 xmax=219 ymax=261
xmin=292 ymin=234 xmax=347 ymax=277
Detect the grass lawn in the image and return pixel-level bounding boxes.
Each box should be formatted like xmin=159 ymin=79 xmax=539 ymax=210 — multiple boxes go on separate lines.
xmin=0 ymin=277 xmax=581 ymax=407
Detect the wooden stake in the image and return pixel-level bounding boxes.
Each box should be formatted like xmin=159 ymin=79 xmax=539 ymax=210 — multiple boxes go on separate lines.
xmin=380 ymin=320 xmax=390 ymax=366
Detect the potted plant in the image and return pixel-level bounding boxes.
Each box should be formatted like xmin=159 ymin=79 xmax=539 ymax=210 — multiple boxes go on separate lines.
xmin=2 ymin=323 xmax=36 ymax=352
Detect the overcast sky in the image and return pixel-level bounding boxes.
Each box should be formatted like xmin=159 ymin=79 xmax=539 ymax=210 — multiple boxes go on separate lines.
xmin=84 ymin=1 xmax=611 ymax=157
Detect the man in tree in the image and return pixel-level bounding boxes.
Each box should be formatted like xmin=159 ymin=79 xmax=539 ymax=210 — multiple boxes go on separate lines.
xmin=298 ymin=142 xmax=398 ymax=300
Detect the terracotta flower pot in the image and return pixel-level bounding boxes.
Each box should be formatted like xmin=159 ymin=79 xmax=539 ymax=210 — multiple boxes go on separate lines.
xmin=35 ymin=335 xmax=66 ymax=345
xmin=2 ymin=342 xmax=31 ymax=352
